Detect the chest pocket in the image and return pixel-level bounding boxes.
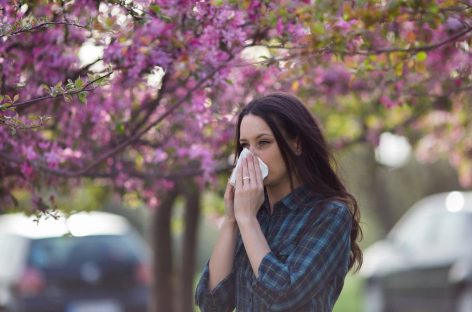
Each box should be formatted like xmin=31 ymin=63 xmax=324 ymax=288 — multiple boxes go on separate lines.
xmin=275 ymin=243 xmax=296 ymax=263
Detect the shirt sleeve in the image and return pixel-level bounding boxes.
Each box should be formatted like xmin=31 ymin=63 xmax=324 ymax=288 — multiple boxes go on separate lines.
xmin=251 ymin=201 xmax=352 ymax=311
xmin=194 ymin=261 xmax=236 ymax=312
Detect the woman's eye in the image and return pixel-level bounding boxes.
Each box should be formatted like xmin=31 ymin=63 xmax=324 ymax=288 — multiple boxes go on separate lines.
xmin=258 ymin=141 xmax=269 ymax=146
xmin=240 ymin=143 xmax=248 ymax=148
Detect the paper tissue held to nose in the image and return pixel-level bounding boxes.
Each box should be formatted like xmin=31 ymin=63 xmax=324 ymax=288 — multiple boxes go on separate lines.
xmin=229 ymin=148 xmax=269 ymax=186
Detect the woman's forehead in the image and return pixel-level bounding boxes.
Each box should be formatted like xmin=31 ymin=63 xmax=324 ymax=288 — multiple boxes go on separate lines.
xmin=239 ymin=115 xmax=273 ymax=139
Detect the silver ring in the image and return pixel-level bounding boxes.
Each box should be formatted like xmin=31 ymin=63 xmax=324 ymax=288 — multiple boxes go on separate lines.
xmin=242 ymin=176 xmax=251 ymax=181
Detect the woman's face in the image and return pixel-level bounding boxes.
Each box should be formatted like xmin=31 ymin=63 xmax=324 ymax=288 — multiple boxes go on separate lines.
xmin=239 ymin=114 xmax=296 ymax=188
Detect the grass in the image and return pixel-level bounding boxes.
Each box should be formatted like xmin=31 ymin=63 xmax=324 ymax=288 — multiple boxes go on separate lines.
xmin=333 ymin=273 xmax=364 ymax=312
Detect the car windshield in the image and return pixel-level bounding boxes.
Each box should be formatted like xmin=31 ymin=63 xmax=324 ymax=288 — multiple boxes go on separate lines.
xmin=28 ymin=234 xmax=142 ymax=270
xmin=389 ymin=209 xmax=472 ymax=254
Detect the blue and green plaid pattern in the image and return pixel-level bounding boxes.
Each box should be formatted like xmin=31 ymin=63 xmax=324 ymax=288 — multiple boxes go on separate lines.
xmin=195 ymin=185 xmax=352 ymax=312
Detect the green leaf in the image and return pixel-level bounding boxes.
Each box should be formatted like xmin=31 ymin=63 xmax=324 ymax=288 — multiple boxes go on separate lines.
xmin=310 ymin=21 xmax=325 ymax=36
xmin=78 ymin=91 xmax=88 ymax=104
xmin=75 ymin=77 xmax=84 ymax=89
xmin=13 ymin=94 xmax=19 ymax=102
xmin=0 ymin=102 xmax=13 ymax=109
xmin=66 ymin=79 xmax=75 ymax=90
xmin=0 ymin=95 xmax=3 ymax=102
xmin=95 ymin=75 xmax=110 ymax=86
xmin=115 ymin=122 xmax=125 ymax=134
xmin=160 ymin=14 xmax=172 ymax=23
xmin=416 ymin=51 xmax=427 ymax=62
xmin=41 ymin=84 xmax=50 ymax=93
xmin=211 ymin=0 xmax=224 ymax=6
xmin=429 ymin=3 xmax=439 ymax=14
xmin=150 ymin=4 xmax=161 ymax=14
xmin=64 ymin=94 xmax=72 ymax=103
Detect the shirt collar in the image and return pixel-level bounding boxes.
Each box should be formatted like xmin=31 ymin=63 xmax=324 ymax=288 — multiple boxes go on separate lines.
xmin=271 ymin=184 xmax=321 ymax=211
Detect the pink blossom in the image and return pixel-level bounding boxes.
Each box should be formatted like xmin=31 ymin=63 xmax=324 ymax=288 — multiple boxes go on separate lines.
xmin=380 ymin=95 xmax=397 ymax=108
xmin=2 ymin=0 xmax=472 ymax=208
xmin=161 ymin=179 xmax=175 ymax=191
xmin=23 ymin=146 xmax=38 ymax=161
xmin=276 ymin=18 xmax=285 ymax=36
xmin=44 ymin=150 xmax=61 ymax=168
xmin=286 ymin=23 xmax=308 ymax=42
xmin=446 ymin=17 xmax=464 ymax=33
xmin=154 ymin=149 xmax=168 ymax=163
xmin=38 ymin=140 xmax=50 ymax=150
xmin=177 ymin=147 xmax=188 ymax=158
xmin=334 ymin=18 xmax=356 ymax=31
xmin=21 ymin=162 xmax=34 ymax=178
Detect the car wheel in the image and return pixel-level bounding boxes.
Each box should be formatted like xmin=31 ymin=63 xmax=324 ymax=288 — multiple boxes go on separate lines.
xmin=364 ymin=281 xmax=387 ymax=312
xmin=457 ymin=285 xmax=472 ymax=312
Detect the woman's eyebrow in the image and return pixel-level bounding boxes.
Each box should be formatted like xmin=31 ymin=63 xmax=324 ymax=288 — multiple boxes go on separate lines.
xmin=239 ymin=133 xmax=273 ymax=141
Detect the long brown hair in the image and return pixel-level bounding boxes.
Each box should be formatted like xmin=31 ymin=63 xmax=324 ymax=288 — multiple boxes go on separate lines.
xmin=234 ymin=92 xmax=362 ymax=272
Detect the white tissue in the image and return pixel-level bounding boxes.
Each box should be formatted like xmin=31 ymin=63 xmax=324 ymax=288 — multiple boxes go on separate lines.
xmin=229 ymin=148 xmax=269 ymax=186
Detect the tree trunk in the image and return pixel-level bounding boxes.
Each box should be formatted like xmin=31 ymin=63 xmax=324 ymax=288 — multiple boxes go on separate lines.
xmin=152 ymin=189 xmax=178 ymax=312
xmin=372 ymin=169 xmax=397 ymax=232
xmin=176 ymin=181 xmax=201 ymax=312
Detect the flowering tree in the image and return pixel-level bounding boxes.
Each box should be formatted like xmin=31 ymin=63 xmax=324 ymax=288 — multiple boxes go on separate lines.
xmin=1 ymin=0 xmax=471 ymax=311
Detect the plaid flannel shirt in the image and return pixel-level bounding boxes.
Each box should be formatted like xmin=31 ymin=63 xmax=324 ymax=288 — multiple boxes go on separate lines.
xmin=195 ymin=185 xmax=352 ymax=312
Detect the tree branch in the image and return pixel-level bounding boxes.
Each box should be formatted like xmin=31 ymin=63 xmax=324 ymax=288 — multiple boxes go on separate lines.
xmin=341 ymin=26 xmax=472 ymax=55
xmin=238 ymin=26 xmax=472 ymax=68
xmin=11 ymin=72 xmax=112 ymax=109
xmin=129 ymin=73 xmax=169 ymax=135
xmin=66 ymin=60 xmax=233 ymax=177
xmin=0 ymin=61 xmax=233 ymax=179
xmin=68 ymin=58 xmax=104 ymax=81
xmin=0 ymin=151 xmax=232 ymax=180
xmin=0 ymin=21 xmax=89 ymax=38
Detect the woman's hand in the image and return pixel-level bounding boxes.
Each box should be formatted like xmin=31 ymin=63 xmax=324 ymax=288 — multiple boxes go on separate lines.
xmin=234 ymin=154 xmax=265 ymax=223
xmin=223 ymin=180 xmax=236 ymax=222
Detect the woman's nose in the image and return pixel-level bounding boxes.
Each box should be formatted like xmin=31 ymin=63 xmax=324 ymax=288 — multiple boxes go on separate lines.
xmin=249 ymin=148 xmax=258 ymax=157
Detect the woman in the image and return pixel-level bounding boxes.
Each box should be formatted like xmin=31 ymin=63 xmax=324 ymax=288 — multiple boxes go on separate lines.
xmin=195 ymin=93 xmax=362 ymax=311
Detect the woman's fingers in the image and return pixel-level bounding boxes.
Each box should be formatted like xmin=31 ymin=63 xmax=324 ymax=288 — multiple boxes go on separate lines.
xmin=247 ymin=155 xmax=258 ymax=187
xmin=233 ymin=155 xmax=265 ymax=220
xmin=236 ymin=153 xmax=264 ymax=191
xmin=235 ymin=157 xmax=243 ymax=190
xmin=252 ymin=155 xmax=263 ymax=187
xmin=241 ymin=155 xmax=250 ymax=187
xmin=224 ymin=179 xmax=234 ymax=198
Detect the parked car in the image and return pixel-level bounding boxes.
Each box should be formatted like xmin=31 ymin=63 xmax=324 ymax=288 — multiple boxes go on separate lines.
xmin=0 ymin=211 xmax=151 ymax=312
xmin=361 ymin=191 xmax=472 ymax=312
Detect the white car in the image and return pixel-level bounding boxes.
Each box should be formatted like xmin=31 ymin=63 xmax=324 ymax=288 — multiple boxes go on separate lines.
xmin=0 ymin=211 xmax=151 ymax=312
xmin=361 ymin=191 xmax=472 ymax=312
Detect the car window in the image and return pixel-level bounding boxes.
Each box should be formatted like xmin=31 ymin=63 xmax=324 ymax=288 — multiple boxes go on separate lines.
xmin=389 ymin=210 xmax=441 ymax=252
xmin=28 ymin=234 xmax=144 ymax=270
xmin=390 ymin=209 xmax=472 ymax=255
xmin=435 ymin=211 xmax=472 ymax=252
xmin=0 ymin=234 xmax=27 ymax=279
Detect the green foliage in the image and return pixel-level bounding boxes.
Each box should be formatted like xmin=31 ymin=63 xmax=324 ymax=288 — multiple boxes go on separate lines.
xmin=333 ymin=274 xmax=363 ymax=312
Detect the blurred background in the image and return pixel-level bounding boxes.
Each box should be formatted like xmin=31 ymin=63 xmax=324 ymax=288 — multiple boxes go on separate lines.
xmin=3 ymin=147 xmax=470 ymax=312
xmin=1 ymin=1 xmax=471 ymax=312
